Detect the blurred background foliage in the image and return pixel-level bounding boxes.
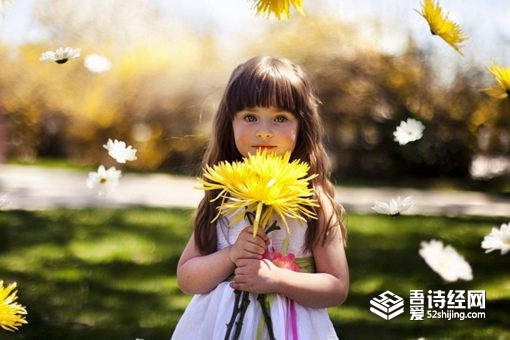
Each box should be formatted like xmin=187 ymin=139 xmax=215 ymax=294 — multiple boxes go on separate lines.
xmin=1 ymin=0 xmax=509 ymax=184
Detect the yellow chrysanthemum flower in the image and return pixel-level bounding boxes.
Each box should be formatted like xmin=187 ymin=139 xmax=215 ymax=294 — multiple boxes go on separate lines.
xmin=416 ymin=0 xmax=468 ymax=55
xmin=484 ymin=62 xmax=510 ymax=100
xmin=198 ymin=150 xmax=318 ymax=237
xmin=0 ymin=281 xmax=28 ymax=332
xmin=252 ymin=0 xmax=305 ymax=21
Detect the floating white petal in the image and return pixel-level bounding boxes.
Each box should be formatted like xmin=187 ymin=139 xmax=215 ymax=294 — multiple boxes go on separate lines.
xmin=103 ymin=139 xmax=137 ymax=164
xmin=86 ymin=165 xmax=122 ymax=196
xmin=481 ymin=222 xmax=510 ymax=255
xmin=84 ymin=54 xmax=112 ymax=74
xmin=419 ymin=239 xmax=472 ymax=282
xmin=0 ymin=193 xmax=8 ymax=208
xmin=40 ymin=47 xmax=81 ymax=64
xmin=371 ymin=196 xmax=414 ymax=216
xmin=393 ymin=118 xmax=425 ymax=145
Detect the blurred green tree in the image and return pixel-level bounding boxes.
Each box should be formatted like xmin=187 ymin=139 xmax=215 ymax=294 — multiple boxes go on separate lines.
xmin=1 ymin=8 xmax=508 ymax=183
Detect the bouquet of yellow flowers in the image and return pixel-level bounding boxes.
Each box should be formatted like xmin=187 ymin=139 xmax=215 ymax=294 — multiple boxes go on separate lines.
xmin=197 ymin=150 xmax=318 ymax=339
xmin=198 ymin=149 xmax=318 ymax=237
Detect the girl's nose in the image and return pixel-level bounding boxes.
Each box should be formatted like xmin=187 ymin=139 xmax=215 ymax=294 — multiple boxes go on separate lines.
xmin=256 ymin=130 xmax=273 ymax=138
xmin=256 ymin=120 xmax=273 ymax=138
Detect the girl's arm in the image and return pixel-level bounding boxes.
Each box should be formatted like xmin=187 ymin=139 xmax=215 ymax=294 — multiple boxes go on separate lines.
xmin=274 ymin=222 xmax=349 ymax=308
xmin=177 ymin=236 xmax=234 ymax=295
xmin=177 ymin=227 xmax=268 ymax=295
xmin=231 ymin=195 xmax=349 ymax=308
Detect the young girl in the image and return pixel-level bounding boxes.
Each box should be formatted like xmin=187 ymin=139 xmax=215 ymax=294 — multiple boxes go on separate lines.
xmin=172 ymin=56 xmax=349 ymax=339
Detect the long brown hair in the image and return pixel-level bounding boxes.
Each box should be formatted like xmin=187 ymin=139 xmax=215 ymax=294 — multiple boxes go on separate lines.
xmin=194 ymin=56 xmax=346 ymax=254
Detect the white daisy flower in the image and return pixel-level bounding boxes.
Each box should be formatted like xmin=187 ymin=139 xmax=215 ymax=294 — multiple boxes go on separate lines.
xmin=393 ymin=118 xmax=425 ymax=145
xmin=40 ymin=47 xmax=81 ymax=64
xmin=86 ymin=165 xmax=121 ymax=196
xmin=103 ymin=139 xmax=138 ymax=164
xmin=419 ymin=239 xmax=473 ymax=282
xmin=84 ymin=54 xmax=112 ymax=74
xmin=0 ymin=193 xmax=8 ymax=207
xmin=371 ymin=196 xmax=414 ymax=216
xmin=481 ymin=222 xmax=510 ymax=255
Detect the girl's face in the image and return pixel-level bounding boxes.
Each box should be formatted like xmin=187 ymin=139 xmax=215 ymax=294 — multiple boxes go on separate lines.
xmin=232 ymin=106 xmax=299 ymax=157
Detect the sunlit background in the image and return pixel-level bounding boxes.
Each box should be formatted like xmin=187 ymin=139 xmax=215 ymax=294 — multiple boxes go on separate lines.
xmin=1 ymin=1 xmax=510 ymax=338
xmin=1 ymin=0 xmax=509 ymax=182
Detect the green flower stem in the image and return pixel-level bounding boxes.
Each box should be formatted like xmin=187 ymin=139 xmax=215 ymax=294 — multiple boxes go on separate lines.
xmin=224 ymin=289 xmax=242 ymax=340
xmin=232 ymin=291 xmax=251 ymax=340
xmin=257 ymin=294 xmax=276 ymax=340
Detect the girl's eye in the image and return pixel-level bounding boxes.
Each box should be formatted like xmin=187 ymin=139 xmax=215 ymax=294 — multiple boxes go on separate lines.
xmin=275 ymin=115 xmax=288 ymax=123
xmin=244 ymin=114 xmax=257 ymax=122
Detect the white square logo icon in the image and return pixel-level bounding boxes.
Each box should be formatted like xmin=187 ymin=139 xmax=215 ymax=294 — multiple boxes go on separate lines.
xmin=370 ymin=291 xmax=404 ymax=320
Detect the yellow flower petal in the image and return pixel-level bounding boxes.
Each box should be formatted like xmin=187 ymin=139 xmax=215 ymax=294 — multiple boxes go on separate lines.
xmin=252 ymin=0 xmax=305 ymax=21
xmin=0 ymin=281 xmax=28 ymax=332
xmin=483 ymin=86 xmax=508 ymax=99
xmin=416 ymin=0 xmax=468 ymax=55
xmin=197 ymin=150 xmax=318 ymax=237
xmin=484 ymin=62 xmax=510 ymax=100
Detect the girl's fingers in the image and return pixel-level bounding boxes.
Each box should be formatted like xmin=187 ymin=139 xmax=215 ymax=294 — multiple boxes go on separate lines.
xmin=243 ymin=226 xmax=268 ymax=243
xmin=231 ymin=226 xmax=270 ymax=260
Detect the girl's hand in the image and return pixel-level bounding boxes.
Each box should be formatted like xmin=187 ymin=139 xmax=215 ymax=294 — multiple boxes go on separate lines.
xmin=229 ymin=226 xmax=268 ymax=263
xmin=230 ymin=258 xmax=279 ymax=294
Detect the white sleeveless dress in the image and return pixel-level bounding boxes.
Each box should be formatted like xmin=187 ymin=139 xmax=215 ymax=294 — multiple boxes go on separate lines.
xmin=171 ymin=214 xmax=339 ymax=340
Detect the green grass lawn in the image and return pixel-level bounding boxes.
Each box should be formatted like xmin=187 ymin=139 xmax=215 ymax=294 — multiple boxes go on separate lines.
xmin=1 ymin=208 xmax=508 ymax=339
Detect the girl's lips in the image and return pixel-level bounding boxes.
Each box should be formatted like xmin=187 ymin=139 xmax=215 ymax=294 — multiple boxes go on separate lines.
xmin=254 ymin=146 xmax=276 ymax=150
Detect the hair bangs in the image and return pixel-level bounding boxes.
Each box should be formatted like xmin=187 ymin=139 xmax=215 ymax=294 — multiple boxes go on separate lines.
xmin=226 ymin=65 xmax=302 ymax=115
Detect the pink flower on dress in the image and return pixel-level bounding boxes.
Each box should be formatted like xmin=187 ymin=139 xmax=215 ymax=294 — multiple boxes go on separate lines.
xmin=273 ymin=252 xmax=300 ymax=272
xmin=264 ymin=248 xmax=300 ymax=272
